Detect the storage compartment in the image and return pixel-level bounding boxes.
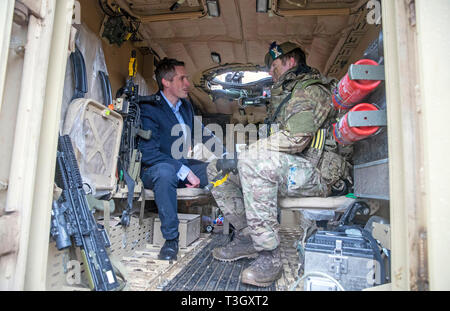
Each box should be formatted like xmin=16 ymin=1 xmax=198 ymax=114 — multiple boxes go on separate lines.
xmin=153 ymin=213 xmax=201 ymax=248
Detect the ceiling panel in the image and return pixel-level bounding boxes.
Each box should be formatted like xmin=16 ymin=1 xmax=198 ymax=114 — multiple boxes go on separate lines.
xmin=114 ymin=0 xmax=376 ymax=110
xmin=131 ymin=0 xmax=360 ymax=73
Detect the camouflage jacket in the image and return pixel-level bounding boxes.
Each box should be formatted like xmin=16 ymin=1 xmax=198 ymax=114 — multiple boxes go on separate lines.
xmin=257 ymin=67 xmax=335 ymax=154
xmin=250 ymin=66 xmax=351 ymax=186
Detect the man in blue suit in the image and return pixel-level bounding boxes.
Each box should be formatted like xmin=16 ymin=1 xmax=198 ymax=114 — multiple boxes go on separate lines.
xmin=139 ymin=58 xmax=219 ymax=260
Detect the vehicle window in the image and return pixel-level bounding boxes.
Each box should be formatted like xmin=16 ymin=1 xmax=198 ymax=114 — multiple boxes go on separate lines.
xmin=213 ymin=71 xmax=271 ymax=86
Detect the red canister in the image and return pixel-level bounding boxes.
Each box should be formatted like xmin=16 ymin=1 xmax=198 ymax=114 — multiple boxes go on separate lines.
xmin=333 ymin=103 xmax=380 ymax=145
xmin=332 ymin=59 xmax=382 ymax=110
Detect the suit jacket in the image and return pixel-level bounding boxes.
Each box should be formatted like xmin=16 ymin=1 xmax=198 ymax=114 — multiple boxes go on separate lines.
xmin=139 ymin=91 xmax=217 ymax=173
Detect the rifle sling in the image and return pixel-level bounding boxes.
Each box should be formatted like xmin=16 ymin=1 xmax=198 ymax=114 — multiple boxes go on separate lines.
xmin=103 ymin=200 xmax=110 ymax=237
xmin=139 ymin=184 xmax=145 ymax=226
xmin=122 ymin=162 xmax=135 ymax=216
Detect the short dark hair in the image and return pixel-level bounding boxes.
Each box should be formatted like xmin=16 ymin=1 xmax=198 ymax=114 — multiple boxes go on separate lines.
xmin=280 ymin=48 xmax=307 ymax=67
xmin=155 ymin=57 xmax=185 ymax=90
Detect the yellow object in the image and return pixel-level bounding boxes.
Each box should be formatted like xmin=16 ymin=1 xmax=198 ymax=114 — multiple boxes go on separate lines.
xmin=210 ymin=173 xmax=229 ymax=188
xmin=128 ymin=57 xmax=137 ymax=78
xmin=310 ymin=128 xmax=326 ymax=150
xmin=81 ymin=249 xmax=95 ymax=290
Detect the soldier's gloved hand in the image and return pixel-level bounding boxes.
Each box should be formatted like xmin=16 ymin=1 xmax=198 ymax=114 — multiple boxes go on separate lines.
xmin=216 ymin=158 xmax=238 ymax=174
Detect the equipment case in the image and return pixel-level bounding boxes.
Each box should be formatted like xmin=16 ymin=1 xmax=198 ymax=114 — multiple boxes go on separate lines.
xmin=304 ymin=230 xmax=379 ymax=291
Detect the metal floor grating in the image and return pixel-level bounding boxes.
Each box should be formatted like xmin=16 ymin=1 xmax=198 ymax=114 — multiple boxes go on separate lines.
xmin=163 ymin=233 xmax=276 ymax=291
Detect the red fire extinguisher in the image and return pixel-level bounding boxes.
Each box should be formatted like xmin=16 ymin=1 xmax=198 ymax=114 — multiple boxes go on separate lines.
xmin=332 ymin=59 xmax=382 ymax=110
xmin=333 ymin=103 xmax=380 ymax=145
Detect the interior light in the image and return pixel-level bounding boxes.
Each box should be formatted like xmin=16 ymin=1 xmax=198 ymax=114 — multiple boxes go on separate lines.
xmin=206 ymin=0 xmax=220 ymax=17
xmin=170 ymin=0 xmax=185 ymax=12
xmin=256 ymin=0 xmax=269 ymax=13
xmin=170 ymin=2 xmax=180 ymax=11
xmin=211 ymin=52 xmax=221 ymax=64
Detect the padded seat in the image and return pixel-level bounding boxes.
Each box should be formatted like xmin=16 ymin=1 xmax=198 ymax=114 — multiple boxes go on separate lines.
xmin=142 ymin=188 xmax=353 ymax=212
xmin=144 ymin=187 xmax=210 ymax=201
xmin=141 ymin=191 xmax=354 ymax=235
xmin=279 ymin=196 xmax=355 ymax=212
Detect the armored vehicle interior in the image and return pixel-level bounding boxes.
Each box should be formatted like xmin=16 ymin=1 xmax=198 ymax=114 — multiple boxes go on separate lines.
xmin=5 ymin=0 xmax=394 ymax=291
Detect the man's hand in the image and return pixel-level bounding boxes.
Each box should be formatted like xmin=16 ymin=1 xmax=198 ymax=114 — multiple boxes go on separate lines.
xmin=186 ymin=170 xmax=200 ymax=188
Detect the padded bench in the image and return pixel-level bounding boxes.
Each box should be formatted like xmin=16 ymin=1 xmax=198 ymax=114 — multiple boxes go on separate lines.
xmin=112 ymin=185 xmax=211 ymax=201
xmin=113 ymin=182 xmax=360 ymax=232
xmin=278 ymin=196 xmax=355 ymax=212
xmin=140 ymin=189 xmax=356 ymax=235
xmin=117 ymin=186 xmax=356 ymax=214
xmin=141 ymin=189 xmax=354 ymax=215
xmin=141 ymin=187 xmax=354 ymax=209
xmin=143 ymin=188 xmax=211 ymax=201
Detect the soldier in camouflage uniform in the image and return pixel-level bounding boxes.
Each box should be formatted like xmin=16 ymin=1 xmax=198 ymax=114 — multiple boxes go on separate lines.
xmin=207 ymin=42 xmax=350 ymax=287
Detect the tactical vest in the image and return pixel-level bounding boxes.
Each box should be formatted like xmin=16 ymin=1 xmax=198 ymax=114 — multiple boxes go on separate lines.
xmin=265 ymin=75 xmax=321 ymax=135
xmin=268 ymin=74 xmax=351 ymax=187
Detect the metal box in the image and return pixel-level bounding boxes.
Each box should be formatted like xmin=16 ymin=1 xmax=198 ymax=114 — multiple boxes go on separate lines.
xmin=304 ymin=231 xmax=378 ymax=291
xmin=354 ymin=159 xmax=390 ymax=200
xmin=153 ymin=213 xmax=200 ymax=248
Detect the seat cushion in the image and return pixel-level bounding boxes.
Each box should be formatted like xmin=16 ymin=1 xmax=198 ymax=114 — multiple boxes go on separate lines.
xmin=144 ymin=188 xmax=210 ymax=201
xmin=279 ymin=196 xmax=355 ymax=212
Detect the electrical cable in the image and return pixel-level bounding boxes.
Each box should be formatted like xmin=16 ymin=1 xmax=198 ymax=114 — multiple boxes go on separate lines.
xmin=129 ymin=19 xmax=142 ymax=40
xmin=110 ymin=256 xmax=128 ymax=291
xmin=99 ymin=0 xmax=142 ymax=43
xmin=294 ymin=225 xmax=387 ymax=291
xmin=98 ymin=0 xmax=124 ymax=17
xmin=337 ymin=225 xmax=387 ymax=285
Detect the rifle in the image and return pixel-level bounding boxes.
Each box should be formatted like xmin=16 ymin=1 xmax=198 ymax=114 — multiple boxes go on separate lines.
xmin=51 ymin=135 xmax=120 ymax=291
xmin=114 ymin=50 xmax=155 ymax=226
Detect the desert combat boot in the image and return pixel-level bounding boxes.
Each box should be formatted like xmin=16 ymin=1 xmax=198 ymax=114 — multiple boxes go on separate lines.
xmin=241 ymin=247 xmax=283 ymax=287
xmin=212 ymin=231 xmax=258 ymax=262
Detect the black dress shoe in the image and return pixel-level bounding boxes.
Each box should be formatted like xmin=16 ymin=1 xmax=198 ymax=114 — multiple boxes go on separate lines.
xmin=158 ymin=238 xmax=179 ymax=261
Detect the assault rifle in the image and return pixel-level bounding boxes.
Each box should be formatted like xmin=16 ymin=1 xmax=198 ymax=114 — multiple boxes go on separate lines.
xmin=51 ymin=135 xmax=119 ymax=291
xmin=115 ymin=50 xmax=157 ymax=226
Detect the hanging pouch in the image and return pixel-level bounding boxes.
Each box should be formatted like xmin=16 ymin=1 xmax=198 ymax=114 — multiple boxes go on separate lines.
xmin=318 ymin=151 xmax=347 ymax=186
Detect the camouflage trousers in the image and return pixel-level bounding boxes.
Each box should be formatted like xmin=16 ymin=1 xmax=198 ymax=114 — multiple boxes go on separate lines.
xmin=207 ymin=149 xmax=329 ymax=252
